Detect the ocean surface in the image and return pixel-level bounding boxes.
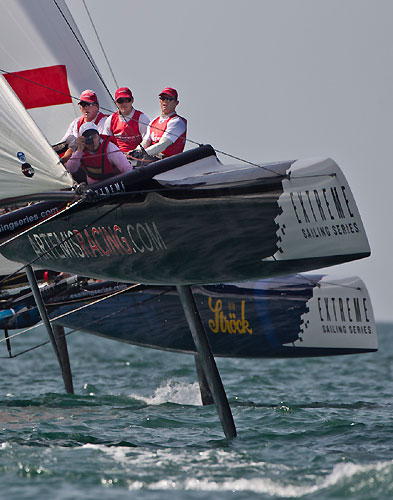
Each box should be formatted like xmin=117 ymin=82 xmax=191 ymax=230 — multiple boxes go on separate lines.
xmin=1 ymin=321 xmax=393 ymax=499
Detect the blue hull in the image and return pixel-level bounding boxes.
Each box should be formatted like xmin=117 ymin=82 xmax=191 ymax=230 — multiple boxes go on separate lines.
xmin=50 ymin=275 xmax=377 ymax=358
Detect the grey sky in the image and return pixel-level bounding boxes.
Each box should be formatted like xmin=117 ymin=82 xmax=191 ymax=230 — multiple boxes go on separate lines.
xmin=66 ymin=0 xmax=393 ymax=321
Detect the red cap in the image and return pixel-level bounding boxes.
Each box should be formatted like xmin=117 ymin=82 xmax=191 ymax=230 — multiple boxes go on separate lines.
xmin=159 ymin=87 xmax=178 ymax=100
xmin=115 ymin=87 xmax=133 ymax=100
xmin=79 ymin=89 xmax=98 ymax=104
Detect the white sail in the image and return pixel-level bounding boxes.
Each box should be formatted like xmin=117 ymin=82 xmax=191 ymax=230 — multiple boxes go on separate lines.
xmin=0 ymin=0 xmax=112 ymax=272
xmin=0 ymin=76 xmax=73 ymax=198
xmin=0 ymin=0 xmax=115 ymax=144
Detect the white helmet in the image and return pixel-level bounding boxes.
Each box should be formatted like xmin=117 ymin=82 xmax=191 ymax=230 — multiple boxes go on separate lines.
xmin=79 ymin=122 xmax=99 ymax=136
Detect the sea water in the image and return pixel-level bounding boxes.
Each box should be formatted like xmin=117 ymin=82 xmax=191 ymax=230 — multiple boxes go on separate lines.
xmin=0 ymin=322 xmax=393 ymax=499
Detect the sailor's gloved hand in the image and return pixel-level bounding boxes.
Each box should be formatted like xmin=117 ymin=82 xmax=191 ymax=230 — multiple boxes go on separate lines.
xmin=127 ymin=149 xmax=143 ymax=160
xmin=65 ymin=135 xmax=77 ymax=152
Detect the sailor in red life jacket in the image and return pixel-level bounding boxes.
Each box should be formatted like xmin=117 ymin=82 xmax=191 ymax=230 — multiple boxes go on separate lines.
xmin=58 ymin=90 xmax=108 ymax=163
xmin=102 ymin=87 xmax=150 ymax=153
xmin=128 ymin=87 xmax=187 ymax=162
xmin=65 ymin=122 xmax=133 ymax=185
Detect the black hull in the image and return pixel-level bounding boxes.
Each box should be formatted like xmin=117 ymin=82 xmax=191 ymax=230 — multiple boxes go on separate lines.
xmin=0 ymin=146 xmax=370 ymax=285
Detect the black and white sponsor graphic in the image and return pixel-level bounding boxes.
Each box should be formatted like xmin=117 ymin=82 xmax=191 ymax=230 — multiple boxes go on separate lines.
xmin=284 ymin=276 xmax=377 ymax=350
xmin=21 ymin=163 xmax=35 ymax=178
xmin=17 ymin=151 xmax=35 ymax=178
xmin=264 ymin=158 xmax=370 ymax=260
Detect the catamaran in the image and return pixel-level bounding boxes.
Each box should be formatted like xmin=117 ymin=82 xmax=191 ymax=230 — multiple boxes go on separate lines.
xmin=0 ymin=0 xmax=374 ymax=437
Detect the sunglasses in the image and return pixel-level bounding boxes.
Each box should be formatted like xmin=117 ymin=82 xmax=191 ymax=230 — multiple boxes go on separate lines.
xmin=116 ymin=98 xmax=132 ymax=104
xmin=79 ymin=101 xmax=96 ymax=107
xmin=159 ymin=96 xmax=175 ymax=102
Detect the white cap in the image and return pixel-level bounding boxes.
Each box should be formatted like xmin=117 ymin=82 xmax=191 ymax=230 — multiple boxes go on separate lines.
xmin=79 ymin=122 xmax=99 ymax=136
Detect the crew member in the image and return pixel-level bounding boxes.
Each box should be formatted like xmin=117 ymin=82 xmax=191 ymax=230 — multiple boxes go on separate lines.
xmin=62 ymin=89 xmax=108 ymax=138
xmin=129 ymin=87 xmax=187 ymax=160
xmin=57 ymin=90 xmax=108 ymax=163
xmin=65 ymin=122 xmax=133 ymax=184
xmin=102 ymin=87 xmax=150 ymax=153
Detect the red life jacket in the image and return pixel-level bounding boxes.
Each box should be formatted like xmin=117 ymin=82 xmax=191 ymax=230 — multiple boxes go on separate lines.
xmin=77 ymin=112 xmax=107 ymax=132
xmin=109 ymin=110 xmax=143 ymax=152
xmin=150 ymin=114 xmax=187 ymax=157
xmin=80 ymin=137 xmax=120 ymax=181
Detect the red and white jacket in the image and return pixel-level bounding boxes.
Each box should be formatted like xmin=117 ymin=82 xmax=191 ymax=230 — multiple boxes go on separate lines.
xmin=149 ymin=114 xmax=187 ymax=157
xmin=61 ymin=112 xmax=108 ymax=141
xmin=107 ymin=110 xmax=143 ymax=152
xmin=80 ymin=137 xmax=120 ymax=181
xmin=77 ymin=112 xmax=107 ymax=134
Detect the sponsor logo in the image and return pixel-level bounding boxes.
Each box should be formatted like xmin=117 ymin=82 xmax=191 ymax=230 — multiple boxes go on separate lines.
xmin=93 ymin=180 xmax=127 ymax=197
xmin=17 ymin=151 xmax=35 ymax=178
xmin=27 ymin=222 xmax=166 ymax=260
xmin=269 ymin=167 xmax=369 ymax=259
xmin=290 ymin=186 xmax=354 ymax=224
xmin=0 ymin=207 xmax=59 ymax=234
xmin=208 ymin=297 xmax=253 ymax=335
xmin=21 ymin=163 xmax=35 ymax=178
xmin=17 ymin=152 xmax=26 ymax=162
xmin=287 ymin=279 xmax=377 ymax=350
xmin=289 ymin=186 xmax=361 ymax=241
xmin=317 ymin=296 xmax=373 ymax=335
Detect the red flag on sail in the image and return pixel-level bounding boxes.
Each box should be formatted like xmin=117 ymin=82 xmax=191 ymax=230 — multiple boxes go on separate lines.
xmin=4 ymin=65 xmax=72 ymax=109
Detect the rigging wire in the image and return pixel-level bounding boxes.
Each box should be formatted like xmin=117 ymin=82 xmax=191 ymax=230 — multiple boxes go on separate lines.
xmin=0 ymin=188 xmax=155 ymax=291
xmin=0 ymin=6 xmax=367 ymax=362
xmin=0 ymin=269 xmax=366 ymax=359
xmin=0 ymin=285 xmax=173 ymax=358
xmin=0 ymin=180 xmax=361 ymax=293
xmin=0 ymin=196 xmax=84 ymax=288
xmin=0 ymin=271 xmax=363 ymax=354
xmin=81 ymin=0 xmax=119 ymax=89
xmin=0 ymin=7 xmax=356 ymax=289
xmin=52 ymin=0 xmax=113 ymax=101
xmin=52 ymin=0 xmax=148 ymax=156
xmin=0 ymin=283 xmax=139 ymax=345
xmin=292 ymin=273 xmax=361 ymax=291
xmin=0 ymin=65 xmax=331 ymax=179
xmin=51 ymin=1 xmax=280 ymax=171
